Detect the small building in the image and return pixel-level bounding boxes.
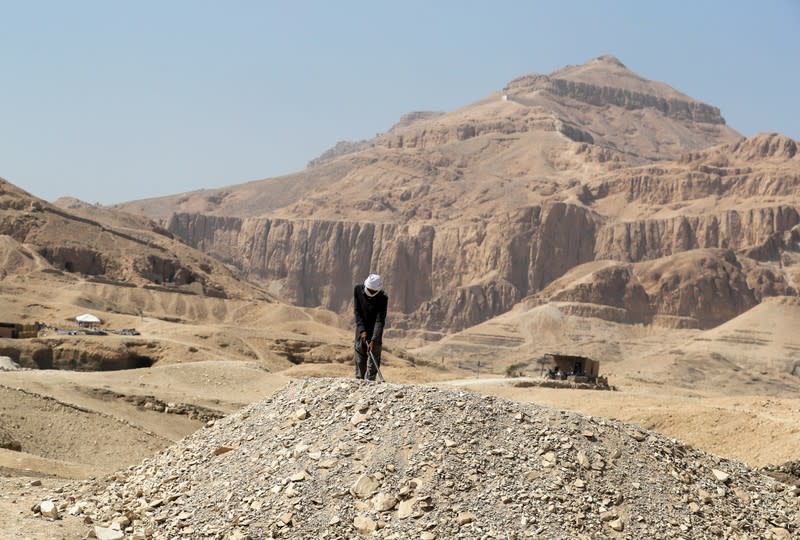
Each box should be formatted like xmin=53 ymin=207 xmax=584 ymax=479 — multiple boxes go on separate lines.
xmin=545 ymin=353 xmax=600 ymax=383
xmin=0 ymin=322 xmax=39 ymax=339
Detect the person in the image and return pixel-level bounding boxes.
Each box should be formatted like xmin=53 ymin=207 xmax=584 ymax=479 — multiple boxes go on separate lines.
xmin=353 ymin=273 xmax=388 ymax=380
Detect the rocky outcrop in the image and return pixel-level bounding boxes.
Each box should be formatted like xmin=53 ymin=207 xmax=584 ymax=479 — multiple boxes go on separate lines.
xmin=530 ymin=250 xmax=763 ymax=329
xmin=390 ymin=110 xmax=445 ymax=129
xmin=505 ymin=75 xmax=726 ymax=125
xmin=595 ymin=207 xmax=800 ymax=262
xmin=682 ymin=133 xmax=799 ymax=163
xmin=37 ymin=246 xmax=107 ymax=275
xmin=636 ymin=249 xmax=759 ymax=328
xmin=307 ymin=112 xmax=449 ymax=167
xmin=307 ymin=140 xmax=373 ymax=168
xmin=382 ymin=111 xmax=595 ymax=149
xmin=0 ymin=424 xmax=21 ymax=452
xmin=0 ymin=340 xmax=156 ymax=371
xmin=548 ymin=264 xmax=653 ymax=324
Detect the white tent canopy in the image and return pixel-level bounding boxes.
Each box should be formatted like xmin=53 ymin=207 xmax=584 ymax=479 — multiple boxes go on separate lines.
xmin=75 ymin=313 xmax=101 ymax=324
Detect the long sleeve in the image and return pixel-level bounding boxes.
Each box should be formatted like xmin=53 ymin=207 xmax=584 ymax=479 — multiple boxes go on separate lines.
xmin=354 ymin=286 xmax=366 ymax=335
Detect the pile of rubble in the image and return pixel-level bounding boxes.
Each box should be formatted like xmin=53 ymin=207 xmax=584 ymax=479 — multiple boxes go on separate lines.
xmin=39 ymin=378 xmax=797 ymax=539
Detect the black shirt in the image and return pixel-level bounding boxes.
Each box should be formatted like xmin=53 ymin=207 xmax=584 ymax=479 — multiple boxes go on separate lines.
xmin=353 ymin=284 xmax=388 ymax=342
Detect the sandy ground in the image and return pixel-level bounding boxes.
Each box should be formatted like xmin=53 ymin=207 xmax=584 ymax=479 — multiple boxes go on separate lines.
xmin=442 ymin=376 xmax=800 ymax=467
xmin=2 ymin=363 xmax=799 ymax=538
xmin=0 ymin=475 xmax=89 ymax=540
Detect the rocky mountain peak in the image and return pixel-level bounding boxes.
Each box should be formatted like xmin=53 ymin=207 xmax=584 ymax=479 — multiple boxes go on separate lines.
xmin=730 ymin=133 xmax=798 ymax=161
xmin=53 ymin=196 xmax=96 ymax=210
xmin=505 ymin=56 xmax=727 ymax=126
xmin=590 ymin=54 xmax=627 ymax=68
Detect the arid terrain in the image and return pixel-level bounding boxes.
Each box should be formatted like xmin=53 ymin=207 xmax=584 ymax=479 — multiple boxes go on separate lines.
xmin=1 ymin=55 xmax=799 ymax=538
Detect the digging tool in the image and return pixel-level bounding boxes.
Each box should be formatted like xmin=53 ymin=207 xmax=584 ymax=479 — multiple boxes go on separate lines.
xmin=367 ymin=347 xmax=385 ymax=383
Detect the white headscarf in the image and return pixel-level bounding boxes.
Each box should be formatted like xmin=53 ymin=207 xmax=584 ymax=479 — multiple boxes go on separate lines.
xmin=364 ymin=274 xmax=383 ymax=296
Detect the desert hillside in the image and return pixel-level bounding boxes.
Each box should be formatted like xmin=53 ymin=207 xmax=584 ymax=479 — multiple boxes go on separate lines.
xmin=0 ymin=177 xmax=379 ymax=372
xmin=108 ymin=57 xmax=798 ymax=340
xmin=1 ymin=54 xmax=799 ymax=540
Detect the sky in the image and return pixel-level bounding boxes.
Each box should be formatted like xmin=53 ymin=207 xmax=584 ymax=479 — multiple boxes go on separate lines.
xmin=1 ymin=1 xmax=798 ymax=205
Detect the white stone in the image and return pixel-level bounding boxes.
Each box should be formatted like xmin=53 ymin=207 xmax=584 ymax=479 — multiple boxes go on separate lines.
xmin=94 ymin=526 xmax=125 ymax=540
xmin=39 ymin=500 xmax=58 ymax=519
xmin=0 ymin=356 xmax=20 ymax=370
xmin=712 ymin=469 xmax=730 ymax=483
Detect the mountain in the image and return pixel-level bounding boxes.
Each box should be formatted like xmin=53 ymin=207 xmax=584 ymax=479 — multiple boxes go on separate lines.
xmin=0 ymin=177 xmax=360 ymax=372
xmin=115 ymin=55 xmax=740 ymax=222
xmin=109 ymin=57 xmax=798 ymax=340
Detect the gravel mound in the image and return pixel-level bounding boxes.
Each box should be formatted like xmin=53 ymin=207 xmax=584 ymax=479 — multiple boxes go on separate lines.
xmin=43 ymin=379 xmax=798 ymax=539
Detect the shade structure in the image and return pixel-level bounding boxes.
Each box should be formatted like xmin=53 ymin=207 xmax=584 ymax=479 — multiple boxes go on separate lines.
xmin=75 ymin=314 xmax=101 ymax=324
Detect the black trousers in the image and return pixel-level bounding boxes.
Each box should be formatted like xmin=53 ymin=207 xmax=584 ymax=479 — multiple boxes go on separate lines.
xmin=354 ymin=339 xmax=382 ymax=380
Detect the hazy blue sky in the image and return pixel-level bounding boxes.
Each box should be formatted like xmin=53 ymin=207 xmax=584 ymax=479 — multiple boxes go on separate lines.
xmin=1 ymin=1 xmax=798 ymax=205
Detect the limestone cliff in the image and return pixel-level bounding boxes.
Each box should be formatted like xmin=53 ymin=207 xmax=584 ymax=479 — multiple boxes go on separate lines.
xmin=167 ymin=203 xmax=598 ymax=334
xmin=595 ymin=206 xmax=800 ymax=262
xmin=167 ymin=195 xmax=799 ymax=333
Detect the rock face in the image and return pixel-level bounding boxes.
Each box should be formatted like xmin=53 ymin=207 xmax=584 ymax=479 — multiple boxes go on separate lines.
xmin=167 ymin=203 xmax=599 ymax=333
xmin=0 ymin=424 xmax=22 ymax=452
xmin=534 ymin=249 xmax=768 ymax=329
xmin=44 ymin=378 xmax=799 ymax=539
xmin=167 ymin=196 xmax=799 ymax=332
xmin=505 ymin=72 xmax=726 ymax=125
xmin=0 ymin=177 xmax=273 ymax=302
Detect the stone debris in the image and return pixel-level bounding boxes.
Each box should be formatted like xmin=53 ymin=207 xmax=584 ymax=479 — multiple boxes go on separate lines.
xmin=350 ymin=474 xmax=380 ymax=499
xmin=456 ymin=511 xmax=476 ymax=526
xmin=39 ymin=378 xmax=799 ymax=539
xmin=712 ymin=468 xmax=731 ymax=483
xmin=94 ymin=525 xmax=125 ymax=540
xmin=38 ymin=500 xmax=58 ymax=519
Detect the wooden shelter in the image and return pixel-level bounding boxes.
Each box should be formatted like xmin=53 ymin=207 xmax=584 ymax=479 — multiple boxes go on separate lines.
xmin=545 ymin=353 xmax=600 ymax=383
